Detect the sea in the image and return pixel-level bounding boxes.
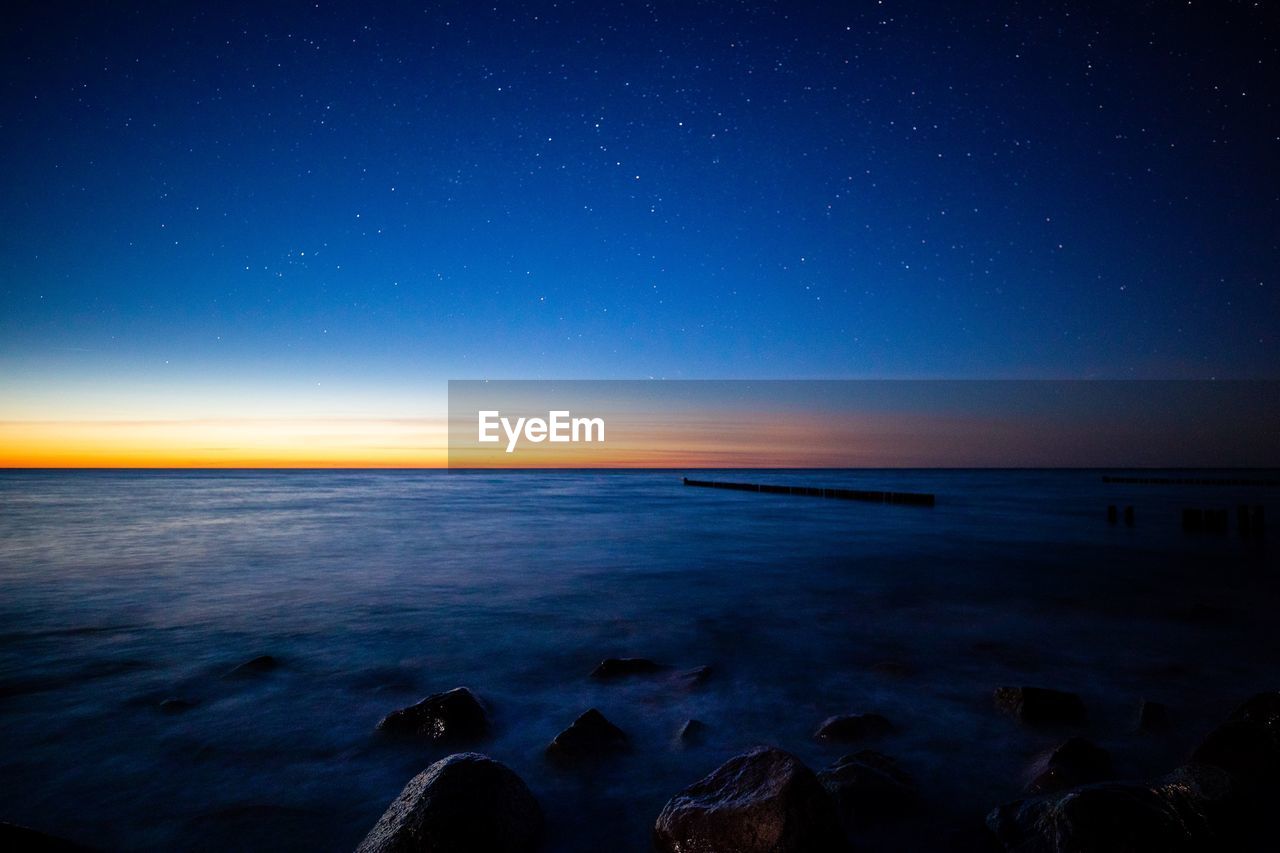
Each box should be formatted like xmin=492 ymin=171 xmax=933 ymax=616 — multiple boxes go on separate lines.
xmin=0 ymin=469 xmax=1276 ymax=851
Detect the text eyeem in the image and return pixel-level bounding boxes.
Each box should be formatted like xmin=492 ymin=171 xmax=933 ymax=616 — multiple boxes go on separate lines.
xmin=478 ymin=410 xmax=605 ymax=453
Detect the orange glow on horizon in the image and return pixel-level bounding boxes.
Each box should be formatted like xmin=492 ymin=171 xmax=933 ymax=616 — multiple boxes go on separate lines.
xmin=2 ymin=413 xmax=897 ymax=468
xmin=0 ymin=419 xmax=450 ymax=468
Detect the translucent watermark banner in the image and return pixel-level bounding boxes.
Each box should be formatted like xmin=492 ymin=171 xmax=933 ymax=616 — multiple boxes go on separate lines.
xmin=447 ymin=380 xmax=1280 ymax=468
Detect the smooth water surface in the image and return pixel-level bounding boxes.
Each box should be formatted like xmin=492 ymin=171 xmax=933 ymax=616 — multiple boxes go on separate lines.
xmin=0 ymin=469 xmax=1276 ymax=850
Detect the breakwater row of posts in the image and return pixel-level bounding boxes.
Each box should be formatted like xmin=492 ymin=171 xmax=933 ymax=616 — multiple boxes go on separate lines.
xmin=1182 ymin=505 xmax=1267 ymax=536
xmin=1102 ymin=475 xmax=1280 ymax=487
xmin=681 ymin=477 xmax=936 ymax=507
xmin=1101 ymin=474 xmax=1271 ymax=538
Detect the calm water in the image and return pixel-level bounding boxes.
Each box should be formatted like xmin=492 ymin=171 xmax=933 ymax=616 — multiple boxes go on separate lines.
xmin=0 ymin=469 xmax=1276 ymax=851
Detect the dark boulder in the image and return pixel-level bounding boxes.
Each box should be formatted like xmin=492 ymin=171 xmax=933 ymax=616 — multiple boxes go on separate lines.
xmin=1028 ymin=738 xmax=1113 ymax=794
xmin=673 ymin=664 xmax=713 ymax=689
xmin=987 ymin=764 xmax=1232 ymax=852
xmin=814 ymin=713 xmax=894 ymax=743
xmin=994 ymin=686 xmax=1086 ymax=726
xmin=590 ymin=658 xmax=664 ymax=679
xmin=678 ymin=719 xmax=708 ymax=746
xmin=225 ymin=655 xmax=279 ymax=677
xmin=355 ymin=753 xmax=541 ymax=853
xmin=653 ymin=746 xmax=845 ymax=853
xmin=1226 ymin=692 xmax=1280 ymax=732
xmin=158 ymin=697 xmax=196 ymax=713
xmin=1137 ymin=700 xmax=1171 ymax=733
xmin=817 ymin=750 xmax=917 ymax=827
xmin=546 ymin=709 xmax=627 ymax=761
xmin=1191 ymin=691 xmax=1280 ymax=791
xmin=377 ymin=687 xmax=489 ymax=741
xmin=0 ymin=823 xmax=93 ymax=852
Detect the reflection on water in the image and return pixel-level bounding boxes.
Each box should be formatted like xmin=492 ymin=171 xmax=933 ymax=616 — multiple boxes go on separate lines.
xmin=0 ymin=470 xmax=1275 ymax=850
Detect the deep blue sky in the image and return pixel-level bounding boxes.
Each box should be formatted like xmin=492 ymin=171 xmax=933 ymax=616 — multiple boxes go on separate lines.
xmin=2 ymin=1 xmax=1277 ymax=418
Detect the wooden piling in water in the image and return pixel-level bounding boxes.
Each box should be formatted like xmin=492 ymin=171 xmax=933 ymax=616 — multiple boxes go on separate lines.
xmin=1204 ymin=509 xmax=1230 ymax=533
xmin=681 ymin=477 xmax=935 ymax=507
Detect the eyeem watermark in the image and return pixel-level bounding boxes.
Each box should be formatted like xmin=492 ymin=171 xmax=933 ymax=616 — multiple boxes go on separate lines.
xmin=478 ymin=410 xmax=605 ymax=453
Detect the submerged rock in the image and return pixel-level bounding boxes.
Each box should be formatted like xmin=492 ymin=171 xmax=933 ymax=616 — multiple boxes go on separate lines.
xmin=678 ymin=719 xmax=708 ymax=746
xmin=817 ymin=750 xmax=917 ymax=827
xmin=987 ymin=764 xmax=1232 ymax=853
xmin=355 ymin=753 xmax=541 ymax=853
xmin=158 ymin=697 xmax=196 ymax=714
xmin=994 ymin=686 xmax=1086 ymax=726
xmin=814 ymin=713 xmax=894 ymax=743
xmin=225 ymin=655 xmax=279 ymax=677
xmin=546 ymin=709 xmax=627 ymax=761
xmin=1137 ymin=700 xmax=1171 ymax=733
xmin=590 ymin=658 xmax=664 ymax=679
xmin=672 ymin=664 xmax=713 ymax=689
xmin=377 ymin=687 xmax=489 ymax=741
xmin=653 ymin=746 xmax=844 ymax=853
xmin=1027 ymin=738 xmax=1113 ymax=794
xmin=0 ymin=822 xmax=93 ymax=852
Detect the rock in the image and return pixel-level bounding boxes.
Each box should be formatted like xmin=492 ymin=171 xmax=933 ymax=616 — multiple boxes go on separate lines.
xmin=814 ymin=713 xmax=893 ymax=743
xmin=1027 ymin=738 xmax=1113 ymax=794
xmin=1186 ymin=692 xmax=1280 ymax=846
xmin=653 ymin=746 xmax=844 ymax=853
xmin=355 ymin=753 xmax=541 ymax=853
xmin=590 ymin=658 xmax=664 ymax=679
xmin=377 ymin=687 xmax=489 ymax=741
xmin=225 ymin=655 xmax=279 ymax=677
xmin=987 ymin=764 xmax=1232 ymax=853
xmin=546 ymin=709 xmax=627 ymax=761
xmin=0 ymin=822 xmax=93 ymax=852
xmin=673 ymin=665 xmax=713 ymax=688
xmin=1137 ymin=700 xmax=1171 ymax=733
xmin=678 ymin=719 xmax=708 ymax=745
xmin=994 ymin=686 xmax=1086 ymax=726
xmin=1191 ymin=691 xmax=1280 ymax=790
xmin=1226 ymin=691 xmax=1280 ymax=733
xmin=159 ymin=697 xmax=196 ymax=714
xmin=817 ymin=750 xmax=917 ymax=827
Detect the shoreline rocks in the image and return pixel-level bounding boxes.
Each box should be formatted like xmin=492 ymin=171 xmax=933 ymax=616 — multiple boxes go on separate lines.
xmin=987 ymin=763 xmax=1232 ymax=852
xmin=1190 ymin=691 xmax=1280 ymax=791
xmin=990 ymin=692 xmax=1280 ymax=850
xmin=356 ymin=753 xmax=541 ymax=853
xmin=1027 ymin=737 xmax=1113 ymax=794
xmin=817 ymin=750 xmax=917 ymax=828
xmin=653 ymin=746 xmax=844 ymax=853
xmin=377 ymin=687 xmax=489 ymax=741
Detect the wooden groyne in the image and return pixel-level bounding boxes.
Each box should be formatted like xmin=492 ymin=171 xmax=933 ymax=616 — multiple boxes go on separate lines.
xmin=682 ymin=477 xmax=935 ymax=507
xmin=1102 ymin=475 xmax=1279 ymax=487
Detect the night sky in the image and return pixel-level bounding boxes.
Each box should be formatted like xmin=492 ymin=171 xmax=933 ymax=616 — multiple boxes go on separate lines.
xmin=2 ymin=1 xmax=1277 ymax=437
